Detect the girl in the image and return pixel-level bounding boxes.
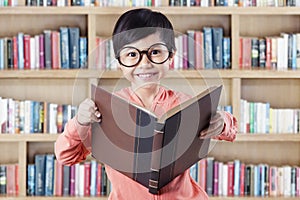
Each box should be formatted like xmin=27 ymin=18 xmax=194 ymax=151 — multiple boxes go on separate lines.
xmin=55 ymin=8 xmax=237 ymax=200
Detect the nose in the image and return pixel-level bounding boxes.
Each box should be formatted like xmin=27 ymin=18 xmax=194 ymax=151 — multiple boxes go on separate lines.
xmin=139 ymin=52 xmax=151 ymax=66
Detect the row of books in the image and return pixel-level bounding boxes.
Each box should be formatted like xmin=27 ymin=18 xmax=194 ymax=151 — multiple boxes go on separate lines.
xmin=27 ymin=154 xmax=111 ymax=196
xmin=0 ymin=27 xmax=87 ymax=70
xmin=25 ymin=0 xmax=162 ymax=6
xmin=93 ymin=27 xmax=231 ymax=70
xmin=0 ymin=164 xmax=19 ymax=196
xmin=190 ymin=157 xmax=300 ymax=197
xmin=239 ymin=33 xmax=300 ymax=70
xmin=2 ymin=0 xmax=300 ymax=7
xmin=240 ymin=99 xmax=300 ymax=134
xmin=169 ymin=0 xmax=300 ymax=7
xmin=0 ymin=97 xmax=78 ymax=134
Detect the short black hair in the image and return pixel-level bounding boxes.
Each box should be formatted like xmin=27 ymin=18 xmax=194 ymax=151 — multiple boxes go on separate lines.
xmin=112 ymin=8 xmax=176 ymax=56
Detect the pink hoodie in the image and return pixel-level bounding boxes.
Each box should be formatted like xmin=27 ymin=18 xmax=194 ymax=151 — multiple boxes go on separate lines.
xmin=55 ymin=86 xmax=237 ymax=200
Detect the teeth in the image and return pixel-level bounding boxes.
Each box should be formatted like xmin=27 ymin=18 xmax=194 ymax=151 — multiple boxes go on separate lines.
xmin=137 ymin=73 xmax=153 ymax=78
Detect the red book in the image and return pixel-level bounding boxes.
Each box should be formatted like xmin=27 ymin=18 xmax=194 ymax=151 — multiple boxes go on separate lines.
xmin=194 ymin=31 xmax=204 ymax=69
xmin=69 ymin=165 xmax=76 ymax=196
xmin=296 ymin=167 xmax=300 ymax=197
xmin=56 ymin=105 xmax=63 ymax=133
xmin=55 ymin=160 xmax=63 ymax=196
xmin=51 ymin=31 xmax=60 ymax=69
xmin=269 ymin=166 xmax=278 ymax=196
xmin=242 ymin=37 xmax=252 ymax=69
xmin=84 ymin=162 xmax=91 ymax=196
xmin=198 ymin=159 xmax=206 ymax=191
xmin=265 ymin=37 xmax=272 ymax=69
xmin=23 ymin=34 xmax=31 ymax=70
xmin=6 ymin=164 xmax=16 ymax=195
xmin=13 ymin=36 xmax=18 ymax=70
xmin=239 ymin=163 xmax=245 ymax=196
xmin=96 ymin=163 xmax=102 ymax=196
xmin=239 ymin=37 xmax=243 ymax=69
xmin=227 ymin=161 xmax=234 ymax=196
xmin=15 ymin=164 xmax=19 ymax=195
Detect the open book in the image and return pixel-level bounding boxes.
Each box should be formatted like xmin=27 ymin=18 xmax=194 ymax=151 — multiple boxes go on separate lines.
xmin=91 ymin=84 xmax=222 ymax=194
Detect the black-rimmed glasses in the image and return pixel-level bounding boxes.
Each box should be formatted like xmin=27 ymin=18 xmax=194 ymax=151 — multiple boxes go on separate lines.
xmin=116 ymin=43 xmax=173 ymax=67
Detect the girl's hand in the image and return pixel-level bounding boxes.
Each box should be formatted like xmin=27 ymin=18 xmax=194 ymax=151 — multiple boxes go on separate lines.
xmin=199 ymin=111 xmax=225 ymax=139
xmin=77 ymin=98 xmax=101 ymax=126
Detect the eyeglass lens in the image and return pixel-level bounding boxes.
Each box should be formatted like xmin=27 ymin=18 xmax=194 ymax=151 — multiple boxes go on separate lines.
xmin=118 ymin=43 xmax=170 ymax=67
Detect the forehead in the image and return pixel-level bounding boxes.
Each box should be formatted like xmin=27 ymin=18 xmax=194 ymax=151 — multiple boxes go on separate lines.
xmin=124 ymin=33 xmax=162 ymax=49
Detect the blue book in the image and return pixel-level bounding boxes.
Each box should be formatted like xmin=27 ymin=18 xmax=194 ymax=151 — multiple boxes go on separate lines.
xmin=203 ymin=27 xmax=213 ymax=69
xmin=260 ymin=164 xmax=265 ymax=196
xmin=27 ymin=164 xmax=35 ymax=196
xmin=45 ymin=154 xmax=54 ymax=196
xmin=222 ymin=37 xmax=231 ymax=69
xmin=68 ymin=27 xmax=80 ymax=69
xmin=60 ymin=27 xmax=70 ymax=69
xmin=0 ymin=39 xmax=4 ymax=70
xmin=90 ymin=160 xmax=97 ymax=196
xmin=253 ymin=165 xmax=261 ymax=196
xmin=189 ymin=163 xmax=198 ymax=182
xmin=233 ymin=160 xmax=240 ymax=196
xmin=79 ymin=37 xmax=87 ymax=68
xmin=35 ymin=154 xmax=46 ymax=196
xmin=17 ymin=33 xmax=24 ymax=70
xmin=212 ymin=27 xmax=223 ymax=69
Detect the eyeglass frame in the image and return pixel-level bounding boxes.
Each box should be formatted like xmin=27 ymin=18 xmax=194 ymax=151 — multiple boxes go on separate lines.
xmin=115 ymin=43 xmax=174 ymax=68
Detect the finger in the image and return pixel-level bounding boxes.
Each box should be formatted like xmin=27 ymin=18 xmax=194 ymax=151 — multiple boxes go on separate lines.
xmin=200 ymin=122 xmax=224 ymax=139
xmin=90 ymin=111 xmax=101 ymax=123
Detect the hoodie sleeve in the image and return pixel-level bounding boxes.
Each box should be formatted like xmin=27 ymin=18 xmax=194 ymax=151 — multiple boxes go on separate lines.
xmin=214 ymin=111 xmax=238 ymax=142
xmin=54 ymin=117 xmax=92 ymax=166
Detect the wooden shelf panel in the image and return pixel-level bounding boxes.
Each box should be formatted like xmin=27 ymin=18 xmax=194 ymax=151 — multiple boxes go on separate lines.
xmin=210 ymin=197 xmax=299 ymax=200
xmin=0 ymin=134 xmax=59 ymax=142
xmin=0 ymin=196 xmax=298 ymax=200
xmin=2 ymin=69 xmax=300 ymax=79
xmin=1 ymin=133 xmax=299 ymax=142
xmin=0 ymin=197 xmax=107 ymax=200
xmin=1 ymin=7 xmax=300 ymax=15
xmin=234 ymin=134 xmax=300 ymax=142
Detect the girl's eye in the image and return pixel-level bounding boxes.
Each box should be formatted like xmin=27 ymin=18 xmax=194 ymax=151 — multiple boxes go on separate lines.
xmin=128 ymin=52 xmax=137 ymax=57
xmin=151 ymin=49 xmax=160 ymax=55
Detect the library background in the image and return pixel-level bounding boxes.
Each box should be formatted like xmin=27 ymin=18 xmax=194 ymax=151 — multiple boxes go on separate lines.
xmin=0 ymin=0 xmax=300 ymax=199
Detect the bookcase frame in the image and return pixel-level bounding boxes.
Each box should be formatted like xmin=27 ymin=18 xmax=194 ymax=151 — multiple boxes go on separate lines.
xmin=0 ymin=5 xmax=300 ymax=200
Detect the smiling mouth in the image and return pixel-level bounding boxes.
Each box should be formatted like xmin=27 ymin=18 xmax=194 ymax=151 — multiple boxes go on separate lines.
xmin=136 ymin=73 xmax=158 ymax=78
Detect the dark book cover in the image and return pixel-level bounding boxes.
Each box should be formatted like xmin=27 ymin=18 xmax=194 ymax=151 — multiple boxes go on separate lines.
xmin=251 ymin=38 xmax=259 ymax=67
xmin=44 ymin=30 xmax=52 ymax=69
xmin=45 ymin=154 xmax=54 ymax=196
xmin=27 ymin=164 xmax=35 ymax=196
xmin=203 ymin=27 xmax=213 ymax=69
xmin=212 ymin=27 xmax=223 ymax=69
xmin=91 ymin=84 xmax=222 ymax=194
xmin=68 ymin=27 xmax=80 ymax=69
xmin=34 ymin=154 xmax=46 ymax=196
xmin=59 ymin=27 xmax=70 ymax=69
xmin=63 ymin=165 xmax=70 ymax=196
xmin=0 ymin=165 xmax=6 ymax=194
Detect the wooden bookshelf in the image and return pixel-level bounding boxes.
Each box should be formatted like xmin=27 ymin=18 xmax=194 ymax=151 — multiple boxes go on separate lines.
xmin=0 ymin=2 xmax=300 ymax=199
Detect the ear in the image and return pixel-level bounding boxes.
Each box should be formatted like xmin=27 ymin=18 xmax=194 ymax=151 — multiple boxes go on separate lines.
xmin=169 ymin=50 xmax=176 ymax=63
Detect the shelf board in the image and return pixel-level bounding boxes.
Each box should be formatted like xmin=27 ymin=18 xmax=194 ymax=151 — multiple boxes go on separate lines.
xmin=0 ymin=197 xmax=107 ymax=200
xmin=0 ymin=133 xmax=299 ymax=142
xmin=1 ymin=7 xmax=300 ymax=15
xmin=0 ymin=196 xmax=298 ymax=200
xmin=0 ymin=134 xmax=58 ymax=142
xmin=210 ymin=197 xmax=299 ymax=200
xmin=234 ymin=133 xmax=300 ymax=142
xmin=1 ymin=69 xmax=300 ymax=79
